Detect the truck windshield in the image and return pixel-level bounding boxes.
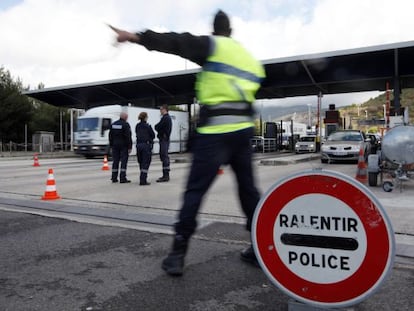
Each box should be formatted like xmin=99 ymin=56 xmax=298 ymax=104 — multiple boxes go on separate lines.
xmin=77 ymin=118 xmax=99 ymax=131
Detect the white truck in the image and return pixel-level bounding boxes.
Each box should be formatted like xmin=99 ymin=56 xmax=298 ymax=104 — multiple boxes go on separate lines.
xmin=74 ymin=105 xmax=189 ymax=158
xmin=280 ymin=121 xmax=308 ymax=149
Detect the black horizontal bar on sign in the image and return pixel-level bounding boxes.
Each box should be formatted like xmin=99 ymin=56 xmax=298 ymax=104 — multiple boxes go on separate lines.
xmin=280 ymin=233 xmax=359 ymax=251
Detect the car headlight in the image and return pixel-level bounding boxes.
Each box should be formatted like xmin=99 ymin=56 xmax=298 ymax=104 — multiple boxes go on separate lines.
xmin=295 ymin=143 xmax=299 ymax=148
xmin=310 ymin=144 xmax=314 ymax=148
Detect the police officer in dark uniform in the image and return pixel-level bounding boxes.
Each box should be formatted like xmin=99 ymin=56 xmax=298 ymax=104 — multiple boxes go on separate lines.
xmin=154 ymin=104 xmax=172 ymax=182
xmin=110 ymin=10 xmax=265 ymax=276
xmin=135 ymin=111 xmax=155 ymax=185
xmin=109 ymin=111 xmax=132 ymax=183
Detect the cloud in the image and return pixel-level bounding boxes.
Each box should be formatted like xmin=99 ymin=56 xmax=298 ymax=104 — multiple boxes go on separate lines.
xmin=233 ymin=0 xmax=414 ymax=60
xmin=1 ymin=0 xmax=413 ymax=107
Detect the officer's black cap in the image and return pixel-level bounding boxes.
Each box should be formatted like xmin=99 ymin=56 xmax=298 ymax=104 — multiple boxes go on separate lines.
xmin=213 ymin=10 xmax=231 ymax=36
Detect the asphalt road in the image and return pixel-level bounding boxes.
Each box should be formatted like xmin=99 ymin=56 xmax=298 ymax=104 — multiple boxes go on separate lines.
xmin=1 ymin=210 xmax=413 ymax=311
xmin=0 ymin=152 xmax=413 ymax=310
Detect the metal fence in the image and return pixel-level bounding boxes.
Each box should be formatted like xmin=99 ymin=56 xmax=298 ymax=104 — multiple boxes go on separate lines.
xmin=251 ymin=137 xmax=279 ymax=153
xmin=0 ymin=141 xmax=72 ymax=155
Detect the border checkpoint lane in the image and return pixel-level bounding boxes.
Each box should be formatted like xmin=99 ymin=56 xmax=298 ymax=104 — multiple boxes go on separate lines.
xmin=0 ymin=209 xmax=413 ymax=311
xmin=0 ymin=152 xmax=413 ymax=310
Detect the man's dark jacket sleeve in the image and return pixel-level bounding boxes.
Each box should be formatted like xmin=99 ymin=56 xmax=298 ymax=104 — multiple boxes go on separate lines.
xmin=138 ymin=30 xmax=211 ymax=66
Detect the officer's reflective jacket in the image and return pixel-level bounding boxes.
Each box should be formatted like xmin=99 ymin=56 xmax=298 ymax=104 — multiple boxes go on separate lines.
xmin=195 ymin=36 xmax=265 ymax=134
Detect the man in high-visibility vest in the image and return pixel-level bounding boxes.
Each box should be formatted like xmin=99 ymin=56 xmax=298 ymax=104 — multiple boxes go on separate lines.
xmin=111 ymin=10 xmax=265 ymax=276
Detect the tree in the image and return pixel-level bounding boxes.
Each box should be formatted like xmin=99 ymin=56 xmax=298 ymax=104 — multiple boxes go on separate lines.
xmin=0 ymin=67 xmax=34 ymax=142
xmin=30 ymin=103 xmax=70 ymax=139
xmin=0 ymin=67 xmax=71 ymax=147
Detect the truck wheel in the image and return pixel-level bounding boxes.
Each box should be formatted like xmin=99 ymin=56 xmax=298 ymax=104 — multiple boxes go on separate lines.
xmin=382 ymin=181 xmax=394 ymax=192
xmin=368 ymin=172 xmax=378 ymax=186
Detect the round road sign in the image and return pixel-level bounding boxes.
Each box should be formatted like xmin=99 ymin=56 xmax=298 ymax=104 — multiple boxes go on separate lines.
xmin=252 ymin=170 xmax=395 ymax=308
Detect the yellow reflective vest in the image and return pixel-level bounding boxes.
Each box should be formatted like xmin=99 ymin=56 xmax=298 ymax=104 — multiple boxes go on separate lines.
xmin=195 ymin=36 xmax=265 ymax=134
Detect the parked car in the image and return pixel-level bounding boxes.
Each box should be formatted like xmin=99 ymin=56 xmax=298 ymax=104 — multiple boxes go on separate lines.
xmin=295 ymin=135 xmax=316 ymax=153
xmin=321 ymin=130 xmax=371 ymax=163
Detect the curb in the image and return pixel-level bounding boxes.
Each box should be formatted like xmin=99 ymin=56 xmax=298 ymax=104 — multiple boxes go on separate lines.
xmin=260 ymin=154 xmax=321 ymax=165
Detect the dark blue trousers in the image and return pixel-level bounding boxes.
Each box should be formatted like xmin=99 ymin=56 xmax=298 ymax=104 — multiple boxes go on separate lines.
xmin=111 ymin=146 xmax=129 ymax=181
xmin=159 ymin=140 xmax=170 ymax=176
xmin=175 ymin=127 xmax=260 ymax=239
xmin=137 ymin=143 xmax=152 ymax=182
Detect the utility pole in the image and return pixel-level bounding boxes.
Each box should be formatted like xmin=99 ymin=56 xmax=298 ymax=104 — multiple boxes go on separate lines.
xmin=316 ymin=92 xmax=323 ymax=151
xmin=60 ymin=109 xmax=63 ymax=151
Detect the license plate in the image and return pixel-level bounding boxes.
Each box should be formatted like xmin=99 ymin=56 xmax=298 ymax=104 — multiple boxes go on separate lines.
xmin=333 ymin=151 xmax=346 ymax=156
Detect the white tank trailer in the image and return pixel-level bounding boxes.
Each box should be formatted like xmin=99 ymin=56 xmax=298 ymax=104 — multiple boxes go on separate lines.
xmin=381 ymin=125 xmax=414 ymax=165
xmin=367 ymin=125 xmax=414 ymax=192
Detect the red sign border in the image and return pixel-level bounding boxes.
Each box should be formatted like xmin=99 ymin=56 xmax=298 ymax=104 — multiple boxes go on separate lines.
xmin=252 ymin=170 xmax=395 ymax=308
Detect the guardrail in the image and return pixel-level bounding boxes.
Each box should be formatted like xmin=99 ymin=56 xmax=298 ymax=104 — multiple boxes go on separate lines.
xmin=0 ymin=141 xmax=72 ymax=155
xmin=1 ymin=139 xmax=188 ymax=156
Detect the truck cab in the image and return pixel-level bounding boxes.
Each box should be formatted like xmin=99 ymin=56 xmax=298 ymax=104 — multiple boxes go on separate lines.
xmin=74 ymin=114 xmax=114 ymax=158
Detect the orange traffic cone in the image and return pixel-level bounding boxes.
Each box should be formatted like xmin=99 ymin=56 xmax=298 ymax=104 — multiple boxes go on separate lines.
xmin=102 ymin=155 xmax=110 ymax=171
xmin=33 ymin=153 xmax=40 ymax=167
xmin=355 ymin=147 xmax=367 ymax=183
xmin=41 ymin=168 xmax=61 ymax=200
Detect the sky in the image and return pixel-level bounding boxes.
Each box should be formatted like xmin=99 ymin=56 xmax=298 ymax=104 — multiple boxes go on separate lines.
xmin=1 ymin=0 xmax=414 ymax=107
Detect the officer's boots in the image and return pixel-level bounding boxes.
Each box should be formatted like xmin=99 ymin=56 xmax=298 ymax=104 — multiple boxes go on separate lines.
xmin=139 ymin=172 xmax=150 ymax=186
xmin=240 ymin=245 xmax=259 ymax=267
xmin=156 ymin=171 xmax=170 ymax=182
xmin=162 ymin=235 xmax=188 ymax=276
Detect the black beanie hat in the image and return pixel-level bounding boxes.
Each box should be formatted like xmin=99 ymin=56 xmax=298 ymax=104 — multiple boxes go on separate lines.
xmin=213 ymin=10 xmax=231 ymax=35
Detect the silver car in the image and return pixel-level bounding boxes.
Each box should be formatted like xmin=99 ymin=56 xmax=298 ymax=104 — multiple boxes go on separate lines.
xmin=295 ymin=135 xmax=316 ymax=153
xmin=321 ymin=130 xmax=370 ymax=163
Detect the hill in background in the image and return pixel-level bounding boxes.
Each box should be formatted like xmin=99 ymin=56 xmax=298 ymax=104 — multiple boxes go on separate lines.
xmin=255 ymin=88 xmax=414 ymax=127
xmin=340 ymin=88 xmax=414 ymax=120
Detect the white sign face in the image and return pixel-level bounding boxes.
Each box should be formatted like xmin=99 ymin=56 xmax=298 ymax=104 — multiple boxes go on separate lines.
xmin=273 ymin=194 xmax=367 ymax=284
xmin=252 ymin=170 xmax=395 ymax=308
